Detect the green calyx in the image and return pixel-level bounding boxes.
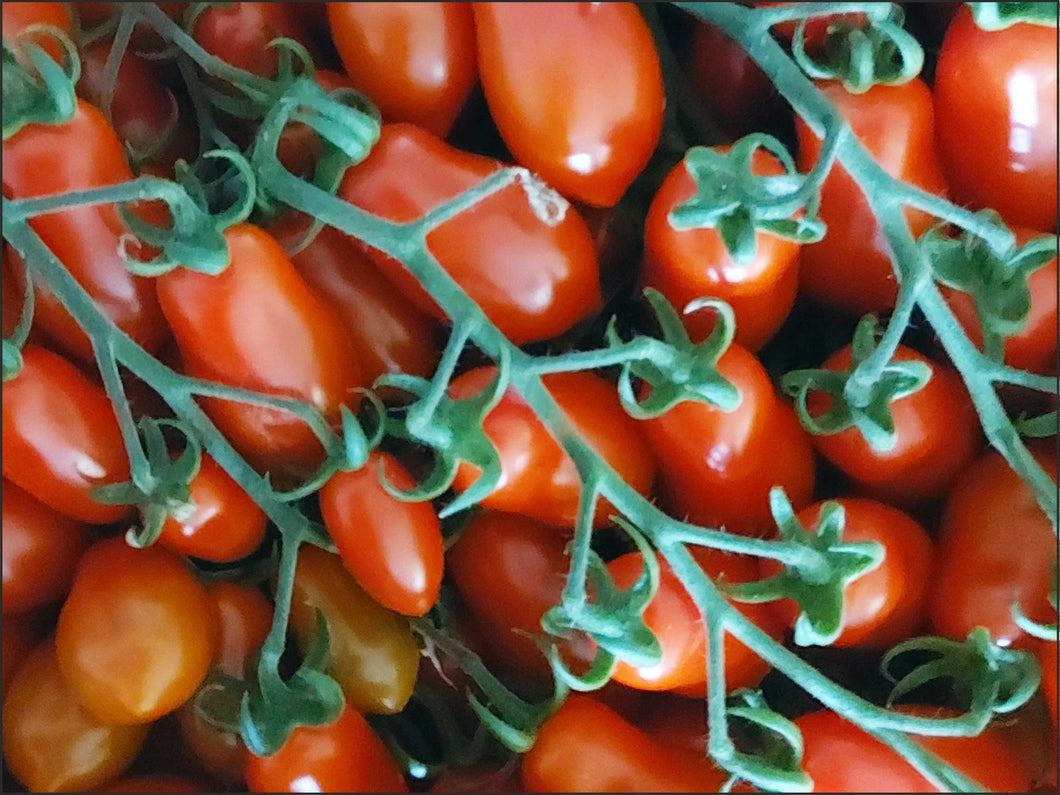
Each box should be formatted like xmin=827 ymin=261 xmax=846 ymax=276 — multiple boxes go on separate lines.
xmin=722 ymin=489 xmax=884 ymax=647
xmin=724 ymin=689 xmax=812 ymax=793
xmin=2 ymin=27 xmax=79 ymax=140
xmin=967 ymin=2 xmax=1059 ymax=30
xmin=782 ymin=315 xmax=932 ymax=452
xmin=668 ymin=134 xmax=826 ymax=265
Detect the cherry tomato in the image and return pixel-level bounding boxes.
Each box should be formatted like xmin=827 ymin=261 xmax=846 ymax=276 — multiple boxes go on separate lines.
xmin=2 ymin=638 xmax=150 ymax=793
xmin=630 ymin=692 xmax=709 ymax=755
xmin=2 ymin=479 xmax=91 ymax=614
xmin=2 ymin=344 xmax=132 ymax=524
xmin=2 ymin=246 xmax=25 ymax=338
xmin=929 ymin=450 xmax=1057 ymax=648
xmin=796 ymin=706 xmax=1033 ymax=792
xmin=156 ymin=223 xmax=364 ymax=478
xmin=643 ymin=342 xmax=816 ymax=535
xmin=189 ymin=2 xmax=309 ymax=79
xmin=795 ymin=79 xmax=948 ymax=315
xmin=448 ymin=367 xmax=656 ymax=528
xmin=763 ymin=498 xmax=934 ymax=649
xmin=934 ymin=7 xmax=1058 ymax=232
xmin=1 ymin=612 xmax=42 ymax=699
xmin=2 ymin=99 xmax=168 ymax=361
xmin=338 ymin=123 xmax=602 ymax=345
xmin=55 ymin=537 xmax=217 ymax=724
xmin=102 ymin=775 xmax=204 ymax=792
xmin=805 ymin=344 xmax=979 ymax=504
xmin=289 ymin=543 xmax=420 ymax=715
xmin=522 ymin=693 xmax=727 ymax=792
xmin=429 ymin=763 xmax=523 ymax=793
xmin=245 ymin=705 xmax=407 ymax=793
xmin=1039 ymin=641 xmax=1059 ymax=730
xmin=320 ymin=451 xmax=444 ymax=617
xmin=473 ymin=3 xmax=663 ymax=207
xmin=327 ymin=2 xmax=477 ymax=137
xmin=2 ymin=1 xmax=74 ymax=64
xmin=642 ymin=146 xmax=801 ymax=351
xmin=156 ymin=453 xmax=267 ymax=563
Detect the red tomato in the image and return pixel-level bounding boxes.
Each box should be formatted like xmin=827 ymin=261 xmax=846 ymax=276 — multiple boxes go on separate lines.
xmin=2 ymin=99 xmax=168 ymax=361
xmin=473 ymin=3 xmax=663 ymax=207
xmin=795 ymin=79 xmax=948 ymax=315
xmin=103 ymin=775 xmax=204 ymax=792
xmin=805 ymin=345 xmax=979 ymax=504
xmin=796 ymin=707 xmax=1033 ymax=792
xmin=608 ymin=548 xmax=781 ymax=693
xmin=630 ymin=692 xmax=709 ymax=755
xmin=55 ymin=537 xmax=217 ymax=724
xmin=189 ymin=2 xmax=309 ymax=79
xmin=1039 ymin=641 xmax=1059 ymax=730
xmin=448 ymin=367 xmax=656 ymax=528
xmin=156 ymin=223 xmax=364 ymax=478
xmin=2 ymin=344 xmax=132 ymax=524
xmin=2 ymin=479 xmax=91 ymax=614
xmin=320 ymin=451 xmax=444 ymax=616
xmin=245 ymin=705 xmax=407 ymax=793
xmin=642 ymin=146 xmax=802 ymax=352
xmin=338 ymin=124 xmax=602 ymax=345
xmin=2 ymin=246 xmax=25 ymax=338
xmin=522 ymin=693 xmax=727 ymax=792
xmin=763 ymin=498 xmax=934 ymax=649
xmin=1 ymin=1 xmax=74 ymax=64
xmin=934 ymin=7 xmax=1058 ymax=232
xmin=1 ymin=612 xmax=42 ymax=699
xmin=327 ymin=2 xmax=477 ymax=137
xmin=430 ymin=763 xmax=523 ymax=793
xmin=929 ymin=450 xmax=1057 ymax=648
xmin=643 ymin=342 xmax=816 ymax=535
xmin=156 ymin=453 xmax=267 ymax=563
xmin=2 ymin=638 xmax=150 ymax=793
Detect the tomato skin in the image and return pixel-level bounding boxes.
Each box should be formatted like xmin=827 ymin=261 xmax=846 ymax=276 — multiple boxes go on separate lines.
xmin=338 ymin=123 xmax=602 ymax=345
xmin=289 ymin=544 xmax=420 ymax=715
xmin=795 ymin=79 xmax=948 ymax=315
xmin=929 ymin=450 xmax=1057 ymax=649
xmin=934 ymin=7 xmax=1058 ymax=232
xmin=2 ymin=1 xmax=73 ymax=63
xmin=245 ymin=705 xmax=407 ymax=793
xmin=1039 ymin=641 xmax=1059 ymax=730
xmin=2 ymin=479 xmax=91 ymax=614
xmin=327 ymin=2 xmax=476 ymax=137
xmin=763 ymin=499 xmax=934 ymax=649
xmin=2 ymin=638 xmax=150 ymax=793
xmin=2 ymin=100 xmax=168 ymax=361
xmin=642 ymin=147 xmax=801 ymax=352
xmin=189 ymin=2 xmax=309 ymax=79
xmin=806 ymin=345 xmax=979 ymax=504
xmin=644 ymin=343 xmax=815 ymax=535
xmin=474 ymin=3 xmax=663 ymax=207
xmin=320 ymin=452 xmax=444 ymax=617
xmin=55 ymin=537 xmax=217 ymax=724
xmin=2 ymin=345 xmax=132 ymax=524
xmin=796 ymin=707 xmax=1032 ymax=792
xmin=156 ymin=453 xmax=267 ymax=563
xmin=522 ymin=693 xmax=727 ymax=793
xmin=157 ymin=223 xmax=364 ymax=478
xmin=1 ymin=612 xmax=42 ymax=699
xmin=448 ymin=368 xmax=656 ymax=528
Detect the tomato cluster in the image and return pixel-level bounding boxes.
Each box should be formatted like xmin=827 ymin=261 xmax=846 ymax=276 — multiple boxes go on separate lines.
xmin=1 ymin=2 xmax=1057 ymax=794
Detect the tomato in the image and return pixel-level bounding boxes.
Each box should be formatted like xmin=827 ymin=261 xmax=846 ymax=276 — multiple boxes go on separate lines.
xmin=2 ymin=247 xmax=25 ymax=338
xmin=189 ymin=2 xmax=310 ymax=79
xmin=795 ymin=79 xmax=948 ymax=315
xmin=942 ymin=228 xmax=1059 ymax=374
xmin=2 ymin=344 xmax=132 ymax=524
xmin=934 ymin=7 xmax=1058 ymax=232
xmin=762 ymin=498 xmax=934 ymax=649
xmin=430 ymin=763 xmax=523 ymax=793
xmin=2 ymin=1 xmax=74 ymax=64
xmin=320 ymin=451 xmax=444 ymax=617
xmin=641 ymin=146 xmax=802 ymax=352
xmin=608 ymin=548 xmax=781 ymax=693
xmin=448 ymin=367 xmax=656 ymax=528
xmin=522 ymin=693 xmax=727 ymax=792
xmin=928 ymin=450 xmax=1057 ymax=649
xmin=796 ymin=707 xmax=1033 ymax=792
xmin=1039 ymin=641 xmax=1059 ymax=730
xmin=245 ymin=704 xmax=407 ymax=793
xmin=804 ymin=344 xmax=979 ymax=504
xmin=643 ymin=342 xmax=816 ymax=535
xmin=102 ymin=775 xmax=204 ymax=792
xmin=447 ymin=511 xmax=594 ymax=683
xmin=55 ymin=537 xmax=216 ymax=724
xmin=2 ymin=638 xmax=150 ymax=793
xmin=338 ymin=123 xmax=602 ymax=345
xmin=1 ymin=612 xmax=42 ymax=699
xmin=272 ymin=216 xmax=444 ymax=389
xmin=327 ymin=2 xmax=476 ymax=137
xmin=754 ymin=3 xmax=866 ymax=52
xmin=473 ymin=3 xmax=663 ymax=207
xmin=156 ymin=453 xmax=267 ymax=563
xmin=156 ymin=223 xmax=364 ymax=478
xmin=289 ymin=544 xmax=420 ymax=715
xmin=2 ymin=99 xmax=169 ymax=361
xmin=630 ymin=692 xmax=709 ymax=755
xmin=2 ymin=479 xmax=91 ymax=614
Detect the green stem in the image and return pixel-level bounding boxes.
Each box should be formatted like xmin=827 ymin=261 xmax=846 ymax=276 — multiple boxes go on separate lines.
xmin=93 ymin=340 xmax=154 ymax=492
